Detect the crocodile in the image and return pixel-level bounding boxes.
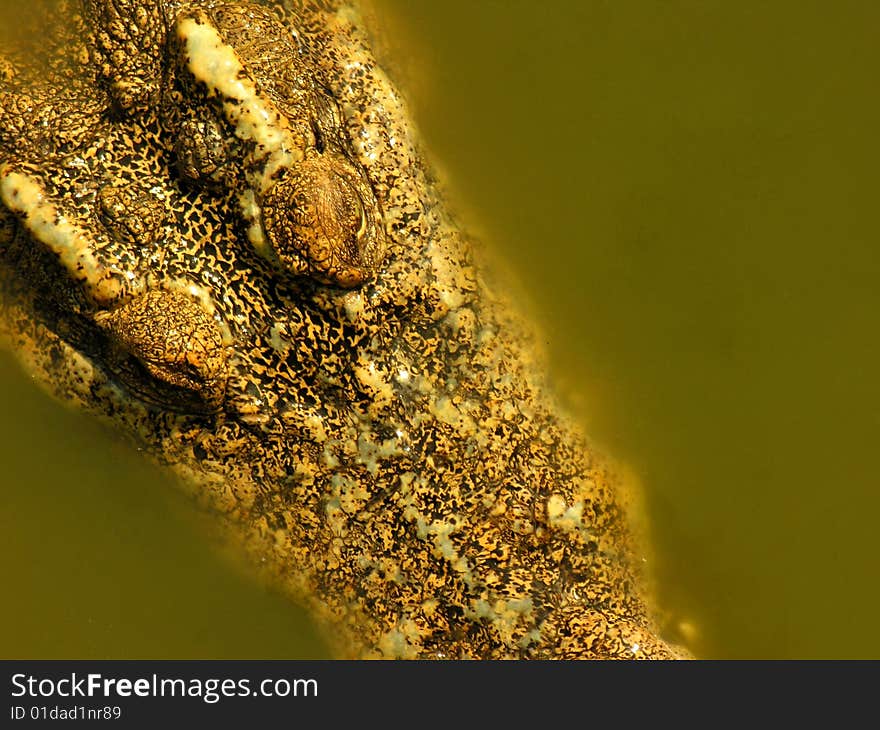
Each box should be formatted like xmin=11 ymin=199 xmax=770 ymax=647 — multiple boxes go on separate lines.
xmin=0 ymin=0 xmax=686 ymax=659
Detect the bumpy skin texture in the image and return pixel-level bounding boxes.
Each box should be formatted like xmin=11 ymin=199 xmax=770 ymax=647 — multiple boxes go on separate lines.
xmin=0 ymin=0 xmax=685 ymax=658
xmin=169 ymin=1 xmax=386 ymax=286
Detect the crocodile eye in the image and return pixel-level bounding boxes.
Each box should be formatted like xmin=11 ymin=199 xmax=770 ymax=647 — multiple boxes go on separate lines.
xmin=260 ymin=154 xmax=386 ymax=288
xmin=94 ymin=290 xmax=228 ymax=414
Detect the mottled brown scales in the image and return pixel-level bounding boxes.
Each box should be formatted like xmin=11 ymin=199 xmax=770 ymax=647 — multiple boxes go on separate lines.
xmin=83 ymin=0 xmax=168 ymax=112
xmin=168 ymin=2 xmax=386 ymax=286
xmin=97 ymin=182 xmax=168 ymax=246
xmin=95 ymin=290 xmax=228 ymax=413
xmin=0 ymin=0 xmax=687 ymax=658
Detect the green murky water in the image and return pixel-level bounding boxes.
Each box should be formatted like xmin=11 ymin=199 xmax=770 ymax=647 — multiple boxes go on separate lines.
xmin=2 ymin=1 xmax=879 ymax=658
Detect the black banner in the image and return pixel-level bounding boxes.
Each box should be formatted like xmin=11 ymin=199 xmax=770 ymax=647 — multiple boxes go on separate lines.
xmin=2 ymin=660 xmax=877 ymax=726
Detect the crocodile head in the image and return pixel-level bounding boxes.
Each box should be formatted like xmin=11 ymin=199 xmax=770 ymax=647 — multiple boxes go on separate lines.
xmin=0 ymin=0 xmax=685 ymax=659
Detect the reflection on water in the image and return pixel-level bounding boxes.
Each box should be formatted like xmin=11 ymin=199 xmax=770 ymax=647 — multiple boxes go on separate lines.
xmin=2 ymin=0 xmax=879 ymax=658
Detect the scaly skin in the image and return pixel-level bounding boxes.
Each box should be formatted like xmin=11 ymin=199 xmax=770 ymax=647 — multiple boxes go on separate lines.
xmin=0 ymin=0 xmax=686 ymax=658
xmin=161 ymin=1 xmax=387 ymax=286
